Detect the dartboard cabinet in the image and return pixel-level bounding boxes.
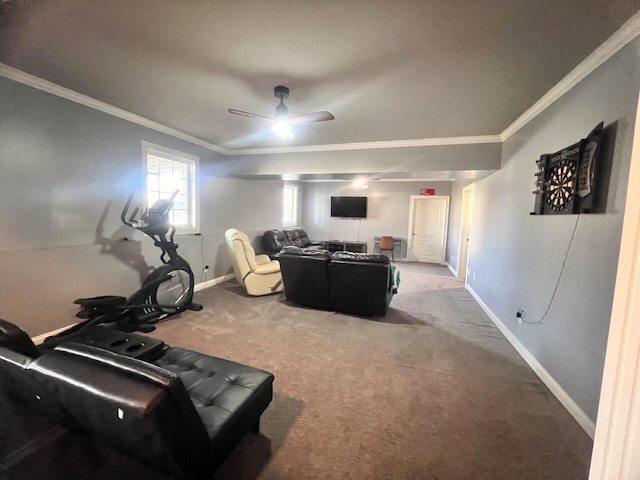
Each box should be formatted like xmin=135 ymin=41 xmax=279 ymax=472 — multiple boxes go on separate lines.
xmin=531 ymin=122 xmax=605 ymax=215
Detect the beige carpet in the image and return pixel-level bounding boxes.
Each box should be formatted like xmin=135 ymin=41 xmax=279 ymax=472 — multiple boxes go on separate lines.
xmin=146 ymin=262 xmax=593 ymax=480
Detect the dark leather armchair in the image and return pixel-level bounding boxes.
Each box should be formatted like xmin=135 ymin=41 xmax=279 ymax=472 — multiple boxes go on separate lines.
xmin=329 ymin=252 xmax=395 ymax=317
xmin=277 ymin=248 xmax=396 ymax=317
xmin=278 ymin=246 xmax=332 ymax=309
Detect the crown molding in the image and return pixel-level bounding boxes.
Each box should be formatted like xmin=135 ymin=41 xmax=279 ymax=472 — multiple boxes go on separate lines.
xmin=3 ymin=8 xmax=639 ymax=156
xmin=226 ymin=135 xmax=502 ymax=156
xmin=0 ymin=63 xmax=228 ymax=154
xmin=500 ymin=10 xmax=640 ymax=141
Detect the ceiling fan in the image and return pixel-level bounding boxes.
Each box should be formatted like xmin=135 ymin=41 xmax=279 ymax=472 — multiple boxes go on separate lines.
xmin=228 ymin=85 xmax=335 ymax=140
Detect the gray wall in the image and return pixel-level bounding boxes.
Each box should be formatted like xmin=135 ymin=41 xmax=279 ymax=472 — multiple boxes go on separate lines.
xmin=302 ymin=181 xmax=452 ymax=254
xmin=0 ymin=77 xmax=284 ymax=335
xmin=466 ymin=39 xmax=640 ymax=421
xmin=198 ymin=173 xmax=286 ymax=277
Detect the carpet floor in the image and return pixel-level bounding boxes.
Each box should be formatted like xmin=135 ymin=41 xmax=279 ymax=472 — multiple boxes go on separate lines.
xmin=1 ymin=263 xmax=593 ymax=479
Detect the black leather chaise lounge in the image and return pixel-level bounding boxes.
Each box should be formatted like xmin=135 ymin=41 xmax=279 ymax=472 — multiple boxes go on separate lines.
xmin=0 ymin=319 xmax=274 ymax=479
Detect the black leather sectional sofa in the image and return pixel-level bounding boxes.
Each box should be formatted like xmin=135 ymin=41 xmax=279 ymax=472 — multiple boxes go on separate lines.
xmin=262 ymin=228 xmax=326 ymax=255
xmin=278 ymin=246 xmax=397 ymax=317
xmin=0 ymin=319 xmax=274 ymax=479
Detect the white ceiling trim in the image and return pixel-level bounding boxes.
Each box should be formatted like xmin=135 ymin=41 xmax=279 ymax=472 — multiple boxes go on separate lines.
xmin=301 ymin=178 xmax=455 ymax=183
xmin=226 ymin=136 xmax=501 ymax=156
xmin=500 ymin=10 xmax=640 ymax=141
xmin=0 ymin=62 xmax=227 ymax=154
xmin=2 ymin=8 xmax=639 ymax=157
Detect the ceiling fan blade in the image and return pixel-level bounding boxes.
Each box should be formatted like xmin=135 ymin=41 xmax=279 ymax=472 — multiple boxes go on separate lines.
xmin=289 ymin=111 xmax=335 ymax=124
xmin=228 ymin=109 xmax=273 ymax=122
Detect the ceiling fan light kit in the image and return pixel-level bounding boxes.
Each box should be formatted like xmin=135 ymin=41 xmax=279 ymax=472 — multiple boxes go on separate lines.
xmin=228 ymin=85 xmax=335 ymax=140
xmin=272 ymin=120 xmax=295 ymax=140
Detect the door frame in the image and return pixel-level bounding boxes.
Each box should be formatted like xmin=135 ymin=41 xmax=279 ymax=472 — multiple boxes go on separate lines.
xmin=457 ymin=184 xmax=475 ymax=280
xmin=407 ymin=195 xmax=450 ymax=264
xmin=589 ymin=91 xmax=640 ymax=479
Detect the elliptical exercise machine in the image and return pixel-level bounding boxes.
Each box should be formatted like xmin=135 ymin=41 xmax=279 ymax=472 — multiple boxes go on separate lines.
xmin=44 ymin=190 xmax=202 ymax=345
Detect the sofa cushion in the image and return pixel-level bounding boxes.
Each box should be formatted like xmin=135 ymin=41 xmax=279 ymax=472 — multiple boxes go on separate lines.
xmin=331 ymin=251 xmax=391 ymax=264
xmin=281 ymin=245 xmax=331 ymax=257
xmin=262 ymin=229 xmax=290 ymax=253
xmin=284 ymin=228 xmax=306 ymax=247
xmin=263 ymin=229 xmax=326 ymax=254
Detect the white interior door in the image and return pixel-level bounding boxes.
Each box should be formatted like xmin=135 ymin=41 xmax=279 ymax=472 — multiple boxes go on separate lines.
xmin=457 ymin=185 xmax=474 ymax=279
xmin=407 ymin=195 xmax=449 ymax=263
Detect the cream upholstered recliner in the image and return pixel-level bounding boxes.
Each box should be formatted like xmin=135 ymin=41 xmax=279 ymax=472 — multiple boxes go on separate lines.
xmin=225 ymin=228 xmax=284 ymax=296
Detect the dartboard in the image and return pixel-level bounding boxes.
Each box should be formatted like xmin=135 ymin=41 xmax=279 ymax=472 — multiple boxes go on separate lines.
xmin=545 ymin=159 xmax=576 ymax=212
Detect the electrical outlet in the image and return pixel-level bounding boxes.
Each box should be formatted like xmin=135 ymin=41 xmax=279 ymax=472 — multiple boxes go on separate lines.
xmin=472 ymin=272 xmax=476 ymax=281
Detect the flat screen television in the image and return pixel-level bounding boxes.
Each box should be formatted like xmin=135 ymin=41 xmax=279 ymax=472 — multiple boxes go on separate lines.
xmin=331 ymin=196 xmax=368 ymax=218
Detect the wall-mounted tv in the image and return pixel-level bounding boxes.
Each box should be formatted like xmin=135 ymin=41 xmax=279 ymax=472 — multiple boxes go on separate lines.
xmin=331 ymin=196 xmax=368 ymax=218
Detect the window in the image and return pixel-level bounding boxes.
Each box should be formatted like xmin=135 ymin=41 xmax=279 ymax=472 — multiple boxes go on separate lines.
xmin=142 ymin=141 xmax=199 ymax=234
xmin=282 ymin=182 xmax=298 ymax=226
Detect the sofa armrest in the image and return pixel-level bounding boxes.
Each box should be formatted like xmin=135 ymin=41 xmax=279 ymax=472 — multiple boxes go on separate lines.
xmin=390 ymin=264 xmax=401 ymax=293
xmin=0 ymin=318 xmax=41 ymax=358
xmin=53 ymin=343 xmax=175 ymax=387
xmin=255 ymin=254 xmax=272 ymax=265
xmin=0 ymin=346 xmax=76 ymax=426
xmin=254 ymin=260 xmax=281 ymax=275
xmin=0 ymin=345 xmax=31 ymax=369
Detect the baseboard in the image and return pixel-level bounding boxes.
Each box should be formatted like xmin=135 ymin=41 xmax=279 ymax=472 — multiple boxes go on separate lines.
xmin=446 ymin=262 xmax=457 ymax=277
xmin=194 ymin=273 xmax=234 ymax=292
xmin=31 ymin=325 xmax=77 ymax=345
xmin=465 ymin=284 xmax=596 ymax=438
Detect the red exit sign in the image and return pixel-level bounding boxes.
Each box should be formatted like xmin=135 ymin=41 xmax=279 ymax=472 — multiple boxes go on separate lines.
xmin=420 ymin=188 xmax=435 ymax=195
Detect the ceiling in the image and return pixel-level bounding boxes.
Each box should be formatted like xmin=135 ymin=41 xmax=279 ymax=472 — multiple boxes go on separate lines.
xmin=1 ymin=0 xmax=639 ymax=156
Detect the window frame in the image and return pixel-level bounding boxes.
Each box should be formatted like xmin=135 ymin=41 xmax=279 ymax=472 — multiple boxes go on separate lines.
xmin=141 ymin=141 xmax=200 ymax=235
xmin=282 ymin=182 xmax=298 ymax=227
